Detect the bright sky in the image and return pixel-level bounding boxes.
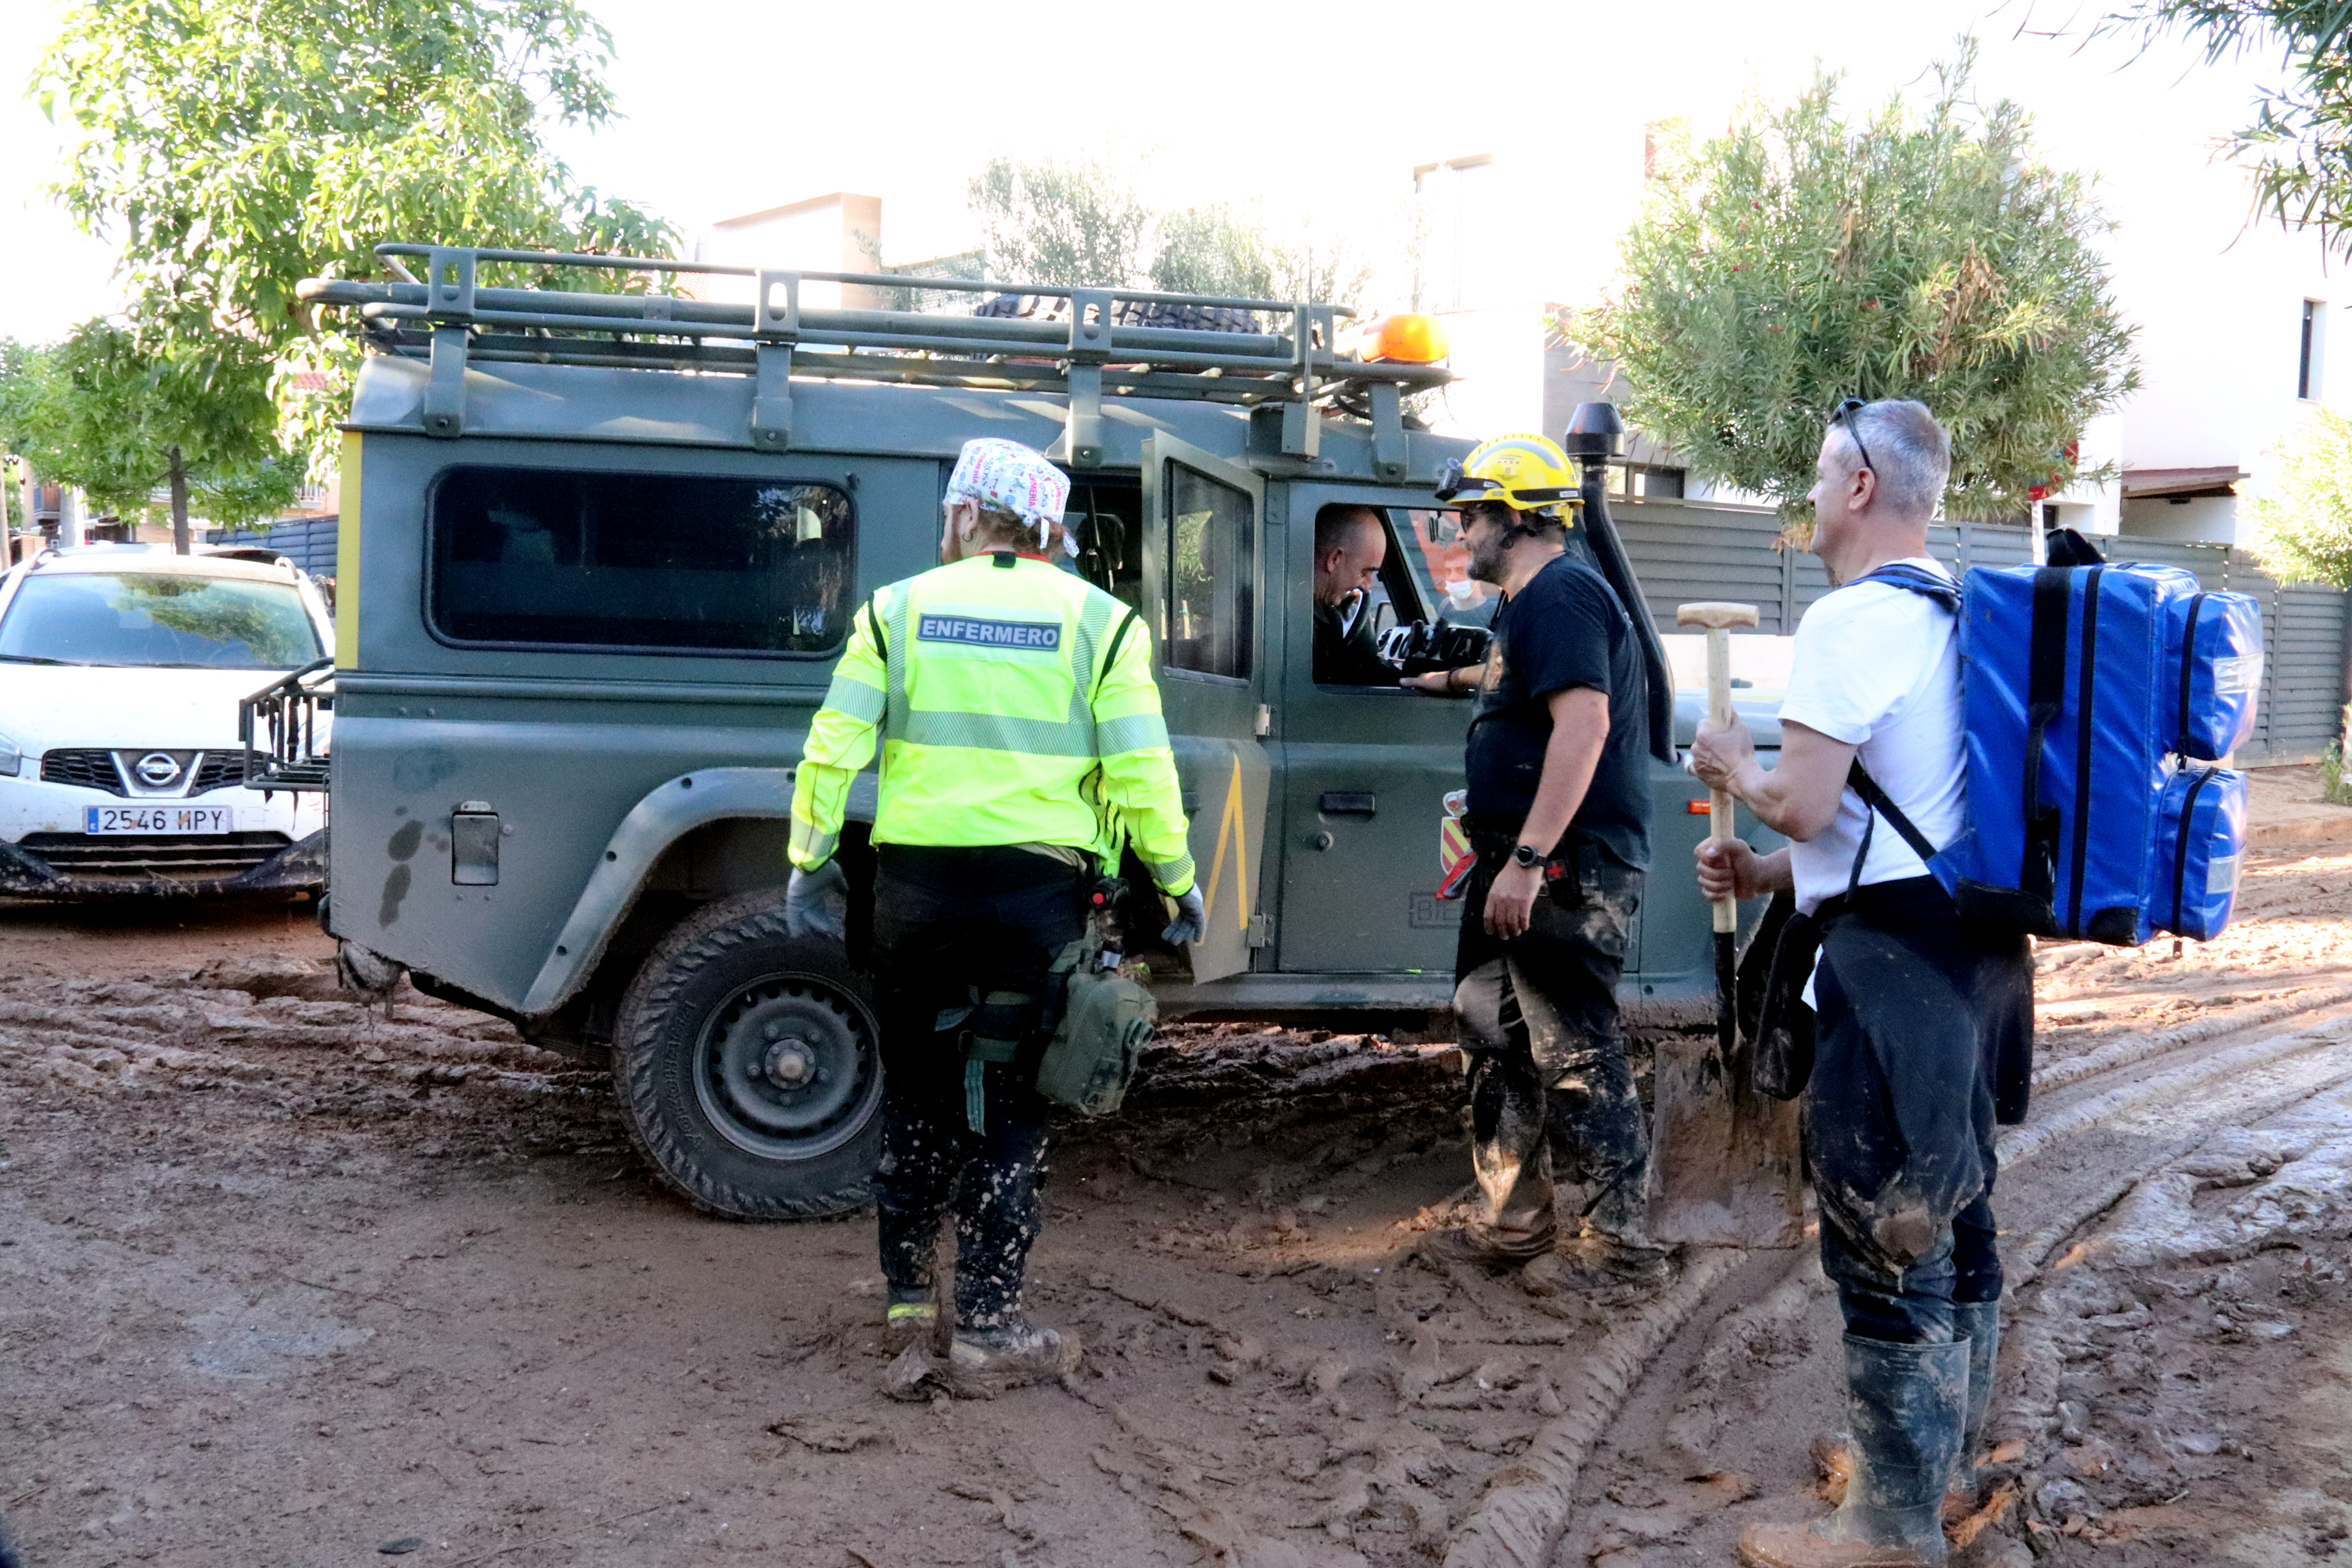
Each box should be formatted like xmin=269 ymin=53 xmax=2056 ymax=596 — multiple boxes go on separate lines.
xmin=0 ymin=0 xmax=2306 ymax=343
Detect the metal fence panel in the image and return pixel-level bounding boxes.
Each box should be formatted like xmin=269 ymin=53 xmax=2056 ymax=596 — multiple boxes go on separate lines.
xmin=2257 ymin=580 xmax=2352 ymax=763
xmin=206 ymin=514 xmax=338 ymax=576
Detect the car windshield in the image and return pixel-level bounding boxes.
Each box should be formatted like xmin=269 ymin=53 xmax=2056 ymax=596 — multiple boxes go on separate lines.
xmin=0 ymin=572 xmax=320 ymax=669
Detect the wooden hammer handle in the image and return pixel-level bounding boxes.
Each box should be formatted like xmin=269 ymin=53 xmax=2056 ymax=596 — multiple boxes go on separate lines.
xmin=1706 ymin=626 xmax=1736 ymax=936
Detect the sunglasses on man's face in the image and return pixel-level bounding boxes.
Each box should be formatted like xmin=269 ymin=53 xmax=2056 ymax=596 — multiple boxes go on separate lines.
xmin=1833 ymin=398 xmax=1875 ymax=475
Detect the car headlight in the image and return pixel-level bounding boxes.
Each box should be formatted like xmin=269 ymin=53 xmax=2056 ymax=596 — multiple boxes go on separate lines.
xmin=0 ymin=734 xmax=20 ymax=777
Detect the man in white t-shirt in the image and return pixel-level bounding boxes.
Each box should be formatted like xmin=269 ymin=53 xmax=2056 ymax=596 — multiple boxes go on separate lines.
xmin=1690 ymin=400 xmax=2033 ymax=1568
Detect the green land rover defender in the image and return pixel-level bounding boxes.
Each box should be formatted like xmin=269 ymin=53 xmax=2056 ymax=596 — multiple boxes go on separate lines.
xmin=264 ymin=244 xmax=1780 ymax=1219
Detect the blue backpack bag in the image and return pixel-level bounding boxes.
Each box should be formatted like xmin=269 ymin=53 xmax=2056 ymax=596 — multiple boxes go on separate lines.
xmin=1848 ymin=558 xmax=2261 ymax=945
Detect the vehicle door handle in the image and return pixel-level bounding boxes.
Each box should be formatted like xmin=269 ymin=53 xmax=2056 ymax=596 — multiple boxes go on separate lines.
xmin=1319 ymin=792 xmax=1376 ymax=816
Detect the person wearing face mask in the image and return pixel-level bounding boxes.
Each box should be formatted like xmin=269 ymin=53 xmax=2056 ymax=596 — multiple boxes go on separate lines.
xmin=1409 ymin=434 xmax=1663 ymax=1289
xmin=784 ymin=437 xmax=1204 ymax=1395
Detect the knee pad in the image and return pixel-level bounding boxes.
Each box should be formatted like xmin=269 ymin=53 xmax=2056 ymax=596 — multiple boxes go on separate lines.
xmin=1452 ymin=960 xmax=1513 ymax=1054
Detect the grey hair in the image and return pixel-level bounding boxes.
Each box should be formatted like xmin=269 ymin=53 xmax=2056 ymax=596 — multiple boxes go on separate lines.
xmin=1832 ymin=399 xmax=1951 ymax=518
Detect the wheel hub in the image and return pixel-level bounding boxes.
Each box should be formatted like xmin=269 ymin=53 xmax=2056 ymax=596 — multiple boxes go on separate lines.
xmin=761 ymin=1033 xmax=817 ymax=1086
xmin=694 ymin=974 xmax=881 ymax=1161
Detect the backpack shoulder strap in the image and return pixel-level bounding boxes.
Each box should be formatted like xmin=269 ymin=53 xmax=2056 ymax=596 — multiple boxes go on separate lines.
xmin=1834 ymin=564 xmax=1955 ymax=872
xmin=1850 ymin=562 xmax=1962 ymax=611
xmin=1846 ymin=759 xmax=1941 ymax=864
xmin=1100 ymin=602 xmax=1144 ymax=674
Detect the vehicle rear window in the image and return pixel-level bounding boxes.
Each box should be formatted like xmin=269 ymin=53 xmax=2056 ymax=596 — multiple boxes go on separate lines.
xmin=427 ymin=467 xmax=856 ymax=655
xmin=0 ymin=573 xmax=321 ymax=669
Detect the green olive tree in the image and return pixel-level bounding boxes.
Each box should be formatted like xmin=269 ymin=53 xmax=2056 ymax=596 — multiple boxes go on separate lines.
xmin=968 ymin=153 xmax=1373 ymax=307
xmin=1570 ymin=50 xmax=2139 ymax=525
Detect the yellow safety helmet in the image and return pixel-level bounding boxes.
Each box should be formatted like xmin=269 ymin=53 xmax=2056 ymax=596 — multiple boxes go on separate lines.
xmin=1434 ymin=433 xmax=1580 ymax=522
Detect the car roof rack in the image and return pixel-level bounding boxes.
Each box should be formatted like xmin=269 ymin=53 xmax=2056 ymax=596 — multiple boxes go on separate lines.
xmin=297 ymin=243 xmax=1450 ymax=476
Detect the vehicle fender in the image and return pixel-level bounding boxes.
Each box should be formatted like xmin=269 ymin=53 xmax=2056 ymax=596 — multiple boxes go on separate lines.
xmin=518 ymin=766 xmax=876 ymax=1017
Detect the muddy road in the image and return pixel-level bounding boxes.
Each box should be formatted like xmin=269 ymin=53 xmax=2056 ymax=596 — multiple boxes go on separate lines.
xmin=3 ymin=772 xmax=2351 ymax=1568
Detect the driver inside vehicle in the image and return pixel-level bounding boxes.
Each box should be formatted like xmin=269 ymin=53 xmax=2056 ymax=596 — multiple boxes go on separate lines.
xmin=1311 ymin=504 xmax=1396 ymax=685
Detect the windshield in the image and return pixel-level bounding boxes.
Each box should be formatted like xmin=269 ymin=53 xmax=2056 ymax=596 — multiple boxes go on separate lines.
xmin=0 ymin=573 xmax=321 ymax=669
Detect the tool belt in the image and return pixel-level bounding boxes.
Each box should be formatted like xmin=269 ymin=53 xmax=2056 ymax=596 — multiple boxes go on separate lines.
xmin=945 ymin=879 xmax=1158 ymax=1131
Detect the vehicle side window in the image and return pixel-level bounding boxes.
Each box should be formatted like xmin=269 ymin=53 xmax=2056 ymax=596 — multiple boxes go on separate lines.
xmin=1164 ymin=465 xmax=1253 ymax=679
xmin=427 ymin=467 xmax=855 ymax=656
xmin=1397 ymin=508 xmax=1501 ymax=629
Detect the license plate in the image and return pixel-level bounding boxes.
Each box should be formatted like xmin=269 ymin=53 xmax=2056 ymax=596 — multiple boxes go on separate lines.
xmin=84 ymin=805 xmax=237 ymax=835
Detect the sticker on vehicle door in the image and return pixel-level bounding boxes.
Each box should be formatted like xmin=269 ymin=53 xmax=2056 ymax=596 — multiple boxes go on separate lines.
xmin=1438 ymin=788 xmax=1473 ymax=899
xmin=85 ymin=805 xmax=237 ymax=835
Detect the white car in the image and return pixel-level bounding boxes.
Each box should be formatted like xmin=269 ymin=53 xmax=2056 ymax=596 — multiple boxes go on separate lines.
xmin=0 ymin=546 xmax=333 ymax=896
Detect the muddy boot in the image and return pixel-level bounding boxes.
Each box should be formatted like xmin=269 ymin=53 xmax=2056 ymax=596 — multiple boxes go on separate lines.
xmin=1738 ymin=1335 xmax=1967 ymax=1568
xmin=1945 ymin=1300 xmax=2000 ymax=1517
xmin=1818 ymin=1302 xmax=2002 ymax=1521
xmin=1526 ymin=1172 xmax=1670 ymax=1291
xmin=1421 ymin=1219 xmax=1556 ymax=1271
xmin=883 ymin=1287 xmax=941 ymax=1354
xmin=1522 ymin=1232 xmax=1671 ymax=1292
xmin=940 ymin=1317 xmax=1081 ymax=1398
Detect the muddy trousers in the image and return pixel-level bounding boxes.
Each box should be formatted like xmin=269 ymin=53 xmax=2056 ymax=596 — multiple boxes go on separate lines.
xmin=868 ymin=846 xmax=1088 ymax=1330
xmin=1451 ymin=846 xmax=1649 ymax=1248
xmin=1806 ymin=885 xmax=2017 ymax=1346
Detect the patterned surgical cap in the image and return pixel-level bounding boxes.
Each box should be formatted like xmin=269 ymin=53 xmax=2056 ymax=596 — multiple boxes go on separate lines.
xmin=944 ymin=438 xmax=1072 ymax=552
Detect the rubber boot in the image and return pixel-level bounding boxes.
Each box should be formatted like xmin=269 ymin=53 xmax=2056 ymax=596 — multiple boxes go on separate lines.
xmin=1820 ymin=1303 xmax=2003 ymax=1520
xmin=1738 ymin=1335 xmax=1968 ymax=1568
xmin=1947 ymin=1300 xmax=2000 ymax=1512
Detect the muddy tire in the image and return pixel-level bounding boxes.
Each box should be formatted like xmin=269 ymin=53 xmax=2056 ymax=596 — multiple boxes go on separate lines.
xmin=612 ymin=888 xmax=884 ymax=1220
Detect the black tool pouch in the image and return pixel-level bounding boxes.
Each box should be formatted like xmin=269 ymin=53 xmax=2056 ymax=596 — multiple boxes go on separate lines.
xmin=1750 ymin=893 xmax=1822 ymax=1101
xmin=1545 ymin=835 xmax=1587 ymax=910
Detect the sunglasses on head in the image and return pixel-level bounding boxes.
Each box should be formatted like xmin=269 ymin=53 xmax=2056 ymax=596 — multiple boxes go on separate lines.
xmin=1832 ymin=398 xmax=1875 ymax=474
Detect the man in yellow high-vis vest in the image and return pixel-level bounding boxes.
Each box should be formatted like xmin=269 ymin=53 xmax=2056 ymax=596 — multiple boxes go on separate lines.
xmin=786 ymin=437 xmax=1204 ymax=1395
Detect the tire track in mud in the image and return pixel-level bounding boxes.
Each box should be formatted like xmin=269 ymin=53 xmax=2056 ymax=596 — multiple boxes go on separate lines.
xmin=1985 ymin=1072 xmax=2352 ymax=1558
xmin=1444 ymin=995 xmax=2352 ymax=1568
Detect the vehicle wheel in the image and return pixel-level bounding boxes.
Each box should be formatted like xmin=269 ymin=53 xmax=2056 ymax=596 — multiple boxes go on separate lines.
xmin=612 ymin=888 xmax=884 ymax=1220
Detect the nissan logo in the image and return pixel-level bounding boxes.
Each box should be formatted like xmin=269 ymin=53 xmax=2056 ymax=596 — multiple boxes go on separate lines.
xmin=134 ymin=752 xmax=183 ymax=787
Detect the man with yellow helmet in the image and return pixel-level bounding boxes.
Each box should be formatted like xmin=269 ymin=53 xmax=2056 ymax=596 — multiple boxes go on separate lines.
xmin=1413 ymin=432 xmax=1663 ymax=1287
xmin=786 ymin=437 xmax=1204 ymax=1395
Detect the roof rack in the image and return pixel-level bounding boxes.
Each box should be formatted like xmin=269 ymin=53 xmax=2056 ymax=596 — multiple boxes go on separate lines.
xmin=297 ymin=243 xmax=1449 ymax=477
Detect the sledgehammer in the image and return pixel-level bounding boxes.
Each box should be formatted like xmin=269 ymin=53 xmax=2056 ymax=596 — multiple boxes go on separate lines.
xmin=1648 ymin=598 xmax=1800 ymax=1250
xmin=1676 ymin=600 xmax=1761 ymax=1052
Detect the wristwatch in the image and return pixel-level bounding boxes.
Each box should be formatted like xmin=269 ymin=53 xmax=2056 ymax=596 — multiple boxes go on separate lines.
xmin=1511 ymin=842 xmax=1544 ymax=869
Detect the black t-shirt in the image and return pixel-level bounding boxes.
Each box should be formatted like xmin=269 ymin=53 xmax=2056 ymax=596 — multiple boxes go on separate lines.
xmin=1464 ymin=552 xmax=1651 ymax=870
